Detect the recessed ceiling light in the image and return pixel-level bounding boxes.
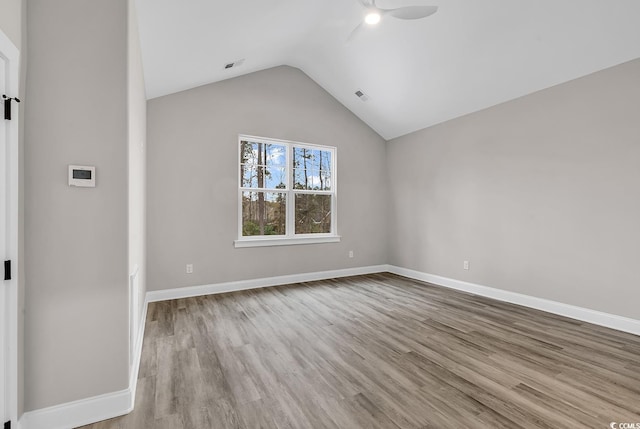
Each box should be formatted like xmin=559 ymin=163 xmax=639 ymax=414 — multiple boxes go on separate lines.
xmin=365 ymin=12 xmax=381 ymax=25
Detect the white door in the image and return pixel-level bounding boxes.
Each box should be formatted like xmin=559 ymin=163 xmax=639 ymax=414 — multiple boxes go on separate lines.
xmin=0 ymin=51 xmax=8 ymax=426
xmin=0 ymin=28 xmax=18 ymax=427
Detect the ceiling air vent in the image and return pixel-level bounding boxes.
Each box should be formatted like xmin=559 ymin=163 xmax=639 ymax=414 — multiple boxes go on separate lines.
xmin=355 ymin=89 xmax=369 ymax=102
xmin=224 ymin=59 xmax=245 ymax=70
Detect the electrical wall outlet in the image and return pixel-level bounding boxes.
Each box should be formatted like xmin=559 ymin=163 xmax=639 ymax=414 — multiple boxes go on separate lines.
xmin=186 ymin=264 xmax=193 ymax=274
xmin=349 ymin=250 xmax=354 ymax=258
xmin=463 ymin=260 xmax=469 ymax=270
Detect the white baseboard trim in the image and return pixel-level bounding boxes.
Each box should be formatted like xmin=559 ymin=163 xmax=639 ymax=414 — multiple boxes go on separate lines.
xmin=146 ymin=265 xmax=389 ymax=303
xmin=20 ymin=299 xmax=150 ymax=429
xmin=130 ymin=298 xmax=149 ymax=400
xmin=19 ymin=389 xmax=132 ymax=429
xmin=387 ymin=265 xmax=640 ymax=336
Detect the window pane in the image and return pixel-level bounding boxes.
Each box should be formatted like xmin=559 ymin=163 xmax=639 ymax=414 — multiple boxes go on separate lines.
xmin=265 ymin=167 xmax=287 ymax=189
xmin=241 ymin=166 xmax=287 ymax=190
xmin=241 ymin=141 xmax=286 ymax=168
xmin=293 ymin=167 xmax=307 ymax=189
xmin=295 ymin=194 xmax=331 ymax=234
xmin=293 ymin=147 xmax=332 ymax=190
xmin=307 ymin=149 xmax=319 ymax=170
xmin=320 ymin=170 xmax=331 ymax=191
xmin=240 ymin=165 xmax=257 ymax=188
xmin=292 ymin=147 xmax=306 ymax=169
xmin=266 ymin=144 xmax=286 ymax=167
xmin=307 ymin=170 xmax=321 ymax=190
xmin=241 ymin=141 xmax=287 ymax=190
xmin=318 ymin=150 xmax=331 ymax=172
xmin=242 ymin=191 xmax=287 ymax=236
xmin=293 ymin=169 xmax=331 ymax=190
xmin=240 ymin=141 xmax=259 ymax=165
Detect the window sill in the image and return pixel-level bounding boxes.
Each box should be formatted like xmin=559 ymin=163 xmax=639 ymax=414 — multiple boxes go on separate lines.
xmin=234 ymin=235 xmax=341 ymax=248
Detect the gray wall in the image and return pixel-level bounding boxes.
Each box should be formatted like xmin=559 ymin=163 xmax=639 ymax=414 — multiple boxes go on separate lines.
xmin=24 ymin=0 xmax=130 ymax=410
xmin=147 ymin=66 xmax=388 ymax=291
xmin=127 ymin=0 xmax=147 ymax=355
xmin=387 ymin=58 xmax=640 ymax=320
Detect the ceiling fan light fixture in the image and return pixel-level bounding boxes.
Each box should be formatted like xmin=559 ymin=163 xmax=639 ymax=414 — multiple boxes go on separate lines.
xmin=364 ymin=12 xmax=381 ymax=25
xmin=347 ymin=0 xmax=438 ymax=42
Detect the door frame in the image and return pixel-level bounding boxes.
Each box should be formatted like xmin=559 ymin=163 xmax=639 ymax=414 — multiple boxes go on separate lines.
xmin=0 ymin=27 xmax=20 ymax=426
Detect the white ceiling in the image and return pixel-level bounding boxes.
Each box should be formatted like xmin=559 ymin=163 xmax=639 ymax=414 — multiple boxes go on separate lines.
xmin=135 ymin=0 xmax=640 ymax=140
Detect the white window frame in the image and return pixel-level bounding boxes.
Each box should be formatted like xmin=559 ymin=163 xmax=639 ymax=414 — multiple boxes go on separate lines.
xmin=234 ymin=134 xmax=340 ymax=248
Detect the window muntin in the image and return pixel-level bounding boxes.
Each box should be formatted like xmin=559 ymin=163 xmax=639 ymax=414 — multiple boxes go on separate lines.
xmin=238 ymin=136 xmax=336 ymax=242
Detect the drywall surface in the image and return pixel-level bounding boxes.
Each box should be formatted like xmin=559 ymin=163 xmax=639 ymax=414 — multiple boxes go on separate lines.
xmin=147 ymin=66 xmax=387 ymax=291
xmin=24 ymin=0 xmax=129 ymax=410
xmin=127 ymin=0 xmax=146 ymax=351
xmin=387 ymin=58 xmax=640 ymax=320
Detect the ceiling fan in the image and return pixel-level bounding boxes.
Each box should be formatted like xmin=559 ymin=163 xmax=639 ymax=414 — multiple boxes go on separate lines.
xmin=348 ymin=0 xmax=438 ymax=42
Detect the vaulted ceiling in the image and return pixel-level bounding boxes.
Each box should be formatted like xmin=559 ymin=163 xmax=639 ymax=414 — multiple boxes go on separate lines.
xmin=135 ymin=0 xmax=640 ymax=140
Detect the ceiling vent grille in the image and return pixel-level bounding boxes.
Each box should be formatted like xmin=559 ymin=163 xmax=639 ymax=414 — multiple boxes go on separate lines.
xmin=355 ymin=89 xmax=369 ymax=102
xmin=224 ymin=59 xmax=245 ymax=70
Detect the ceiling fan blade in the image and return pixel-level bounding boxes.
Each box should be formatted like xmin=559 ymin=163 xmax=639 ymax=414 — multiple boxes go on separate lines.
xmin=346 ymin=22 xmax=365 ymax=43
xmin=385 ymin=5 xmax=438 ymax=20
xmin=357 ymin=0 xmax=375 ymax=7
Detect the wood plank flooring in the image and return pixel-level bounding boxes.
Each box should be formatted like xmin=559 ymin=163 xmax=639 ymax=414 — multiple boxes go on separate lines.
xmin=78 ymin=273 xmax=640 ymax=429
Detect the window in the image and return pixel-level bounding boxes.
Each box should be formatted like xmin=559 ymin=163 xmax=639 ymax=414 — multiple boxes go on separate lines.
xmin=236 ymin=135 xmax=339 ymax=247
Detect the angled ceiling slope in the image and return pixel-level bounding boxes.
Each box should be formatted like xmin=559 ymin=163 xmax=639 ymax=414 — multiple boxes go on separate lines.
xmin=136 ymin=0 xmax=640 ymax=140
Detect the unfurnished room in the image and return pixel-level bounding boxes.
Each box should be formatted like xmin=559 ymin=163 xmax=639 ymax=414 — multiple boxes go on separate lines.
xmin=0 ymin=0 xmax=639 ymax=428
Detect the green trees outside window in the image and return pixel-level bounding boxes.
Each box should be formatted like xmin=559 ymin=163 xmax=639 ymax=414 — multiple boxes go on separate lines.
xmin=239 ymin=137 xmax=336 ymax=239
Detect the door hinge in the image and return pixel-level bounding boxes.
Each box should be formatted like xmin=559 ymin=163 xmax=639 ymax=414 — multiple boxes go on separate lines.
xmin=3 ymin=94 xmax=21 ymax=120
xmin=4 ymin=420 xmax=11 ymax=429
xmin=4 ymin=260 xmax=11 ymax=280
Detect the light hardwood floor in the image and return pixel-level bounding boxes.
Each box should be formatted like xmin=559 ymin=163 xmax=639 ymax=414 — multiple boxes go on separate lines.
xmin=79 ymin=273 xmax=640 ymax=429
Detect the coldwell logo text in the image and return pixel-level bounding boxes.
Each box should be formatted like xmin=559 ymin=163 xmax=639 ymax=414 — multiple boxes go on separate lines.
xmin=610 ymin=423 xmax=640 ymax=429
